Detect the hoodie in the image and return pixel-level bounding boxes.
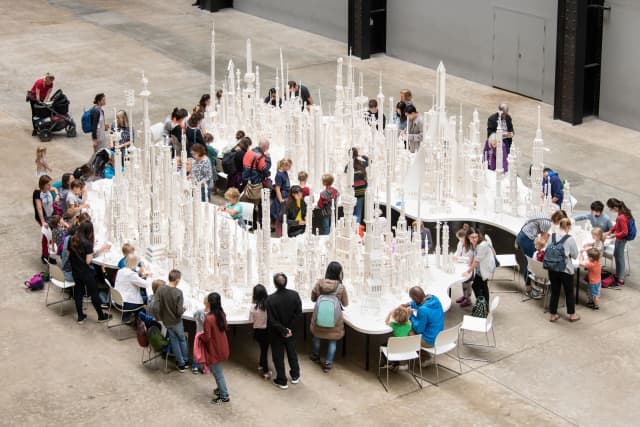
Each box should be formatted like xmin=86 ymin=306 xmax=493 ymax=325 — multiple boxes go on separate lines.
xmin=410 ymin=295 xmax=444 ymax=346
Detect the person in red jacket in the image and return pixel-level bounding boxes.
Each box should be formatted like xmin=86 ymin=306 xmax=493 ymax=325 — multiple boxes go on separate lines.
xmin=604 ymin=198 xmax=634 ymax=287
xmin=201 ymin=292 xmax=231 ymax=404
xmin=28 ymin=73 xmax=55 ymax=135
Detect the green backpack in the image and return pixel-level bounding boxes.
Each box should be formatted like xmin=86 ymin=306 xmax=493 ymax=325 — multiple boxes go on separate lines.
xmin=147 ymin=324 xmax=169 ymax=352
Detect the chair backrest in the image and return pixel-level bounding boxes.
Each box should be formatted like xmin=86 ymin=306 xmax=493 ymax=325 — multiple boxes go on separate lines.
xmin=387 ymin=335 xmax=421 ymax=355
xmin=435 ymin=324 xmax=460 ymax=348
xmin=110 ymin=287 xmax=124 ymax=306
xmin=150 ymin=122 xmax=164 ymax=143
xmin=490 ymin=295 xmax=500 ymax=312
xmin=49 ymin=264 xmax=65 ymax=282
xmin=526 ymin=256 xmax=549 ymax=281
xmin=240 ymin=201 xmax=254 ymax=223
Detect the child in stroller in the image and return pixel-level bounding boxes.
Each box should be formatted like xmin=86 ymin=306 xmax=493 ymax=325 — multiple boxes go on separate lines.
xmin=31 ymin=89 xmax=77 ymax=142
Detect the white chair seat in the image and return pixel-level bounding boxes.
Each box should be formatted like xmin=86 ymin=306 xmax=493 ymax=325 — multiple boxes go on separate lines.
xmin=50 ymin=278 xmax=75 ymax=290
xmin=380 ymin=347 xmax=419 ymax=362
xmin=461 ymin=315 xmax=489 ymax=333
xmin=496 ymin=254 xmax=518 ymax=268
xmin=423 ymin=342 xmax=456 ymax=356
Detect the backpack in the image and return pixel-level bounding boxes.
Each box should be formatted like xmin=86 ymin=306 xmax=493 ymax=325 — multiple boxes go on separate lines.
xmin=626 ymin=217 xmax=636 ymax=241
xmin=542 ymin=233 xmax=570 ymax=272
xmin=24 ymin=273 xmax=45 ymax=291
xmin=222 ymin=150 xmax=238 ymax=175
xmin=147 ymin=323 xmax=169 ymax=352
xmin=319 ymin=188 xmax=337 ymax=217
xmin=313 ymin=284 xmax=342 ymax=328
xmin=81 ymin=107 xmax=94 ymax=133
xmin=136 ymin=318 xmax=149 ymax=347
xmin=471 ymin=296 xmax=488 ymax=318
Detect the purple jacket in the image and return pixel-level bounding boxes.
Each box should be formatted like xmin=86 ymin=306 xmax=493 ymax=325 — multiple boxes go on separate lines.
xmin=483 ymin=140 xmax=508 ymax=172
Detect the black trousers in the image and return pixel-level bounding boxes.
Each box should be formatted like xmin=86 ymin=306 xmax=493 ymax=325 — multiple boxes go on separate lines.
xmin=548 ymin=270 xmax=575 ymax=315
xmin=270 ymin=334 xmax=300 ymax=385
xmin=254 ymin=328 xmax=269 ymax=372
xmin=472 ymin=274 xmax=490 ymax=305
xmin=30 ymin=100 xmax=38 ymax=130
xmin=72 ymin=269 xmax=105 ymax=320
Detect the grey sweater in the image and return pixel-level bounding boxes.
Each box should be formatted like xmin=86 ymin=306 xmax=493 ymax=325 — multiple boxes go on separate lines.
xmin=552 ymin=232 xmax=579 ymax=275
xmin=149 ymin=285 xmax=185 ymax=327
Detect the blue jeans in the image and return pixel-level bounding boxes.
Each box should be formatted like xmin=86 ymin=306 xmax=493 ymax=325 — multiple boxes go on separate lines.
xmin=354 ymin=196 xmax=365 ymax=224
xmin=517 ymin=231 xmax=535 ymax=283
xmin=312 ymin=336 xmax=337 ymax=365
xmin=200 ymin=185 xmax=209 ymax=202
xmin=209 ymin=362 xmax=229 ymax=398
xmin=166 ymin=321 xmax=189 ymax=366
xmin=321 ymin=216 xmax=331 ymax=235
xmin=614 ymin=239 xmax=627 ymax=279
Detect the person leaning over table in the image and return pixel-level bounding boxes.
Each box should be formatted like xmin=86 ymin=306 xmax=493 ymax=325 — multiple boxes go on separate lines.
xmin=517 ymin=210 xmax=555 ymax=300
xmin=463 ymin=227 xmax=496 ymax=306
xmin=573 ymin=200 xmax=613 ymax=232
xmin=403 ymin=286 xmax=444 ymax=367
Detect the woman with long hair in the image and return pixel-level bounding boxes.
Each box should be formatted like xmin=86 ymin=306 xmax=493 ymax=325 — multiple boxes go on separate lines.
xmin=605 ymin=198 xmax=634 ymax=287
xmin=68 ymin=221 xmax=111 ymax=323
xmin=310 ymin=261 xmax=349 ymax=373
xmin=249 ymin=284 xmax=271 ymax=379
xmin=547 ymin=219 xmax=580 ymax=322
xmin=463 ymin=227 xmax=496 ymax=308
xmin=202 ymin=292 xmax=231 ymax=404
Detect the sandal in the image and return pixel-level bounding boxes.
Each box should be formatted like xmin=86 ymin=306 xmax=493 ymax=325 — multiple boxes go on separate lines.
xmin=549 ymin=315 xmax=560 ymax=322
xmin=569 ymin=315 xmax=581 ymax=322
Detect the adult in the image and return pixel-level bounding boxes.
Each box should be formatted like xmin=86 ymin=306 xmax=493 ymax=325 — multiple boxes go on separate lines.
xmin=33 ymin=174 xmax=58 ymax=264
xmin=185 ymin=112 xmax=205 ymax=156
xmin=310 ymin=262 xmax=349 ymax=373
xmin=164 ymin=107 xmax=188 ymax=142
xmin=113 ymin=255 xmax=150 ymax=320
xmin=604 ymin=198 xmax=633 ymax=287
xmin=264 ymin=88 xmax=282 ymax=107
xmin=393 ymin=101 xmax=407 ymax=132
xmin=486 ymin=103 xmax=514 ymax=155
xmin=573 ymin=201 xmax=613 ymax=232
xmin=242 ymin=137 xmax=272 ymax=187
xmin=68 ymin=221 xmax=111 ymax=323
xmin=90 ymin=93 xmax=109 ymax=153
xmin=149 ymin=270 xmax=190 ymax=372
xmin=284 ymin=185 xmax=307 ymax=237
xmin=189 ymin=143 xmax=214 ymax=202
xmin=197 ymin=93 xmax=211 ymax=113
xmin=345 ymin=148 xmax=369 ymax=224
xmin=516 ymin=211 xmax=552 ymax=299
xmin=404 ymin=105 xmax=423 ymax=153
xmin=404 ymin=286 xmax=444 ymax=366
xmin=201 ymin=292 xmax=231 ymax=404
xmin=271 ymin=158 xmax=292 ymax=227
xmin=399 ymin=89 xmax=413 ymax=106
xmin=265 ymin=273 xmax=302 ymax=389
xmin=225 ymin=136 xmax=251 ymax=191
xmin=464 ymin=227 xmax=496 ymax=305
xmin=547 ymin=219 xmax=580 ymax=322
xmin=288 ymin=81 xmax=313 ymax=110
xmin=28 ymin=73 xmax=55 ymax=135
xmin=483 ymin=133 xmax=508 ymax=172
xmin=542 ymin=168 xmax=564 ymax=207
xmin=366 ymin=99 xmax=386 ymax=130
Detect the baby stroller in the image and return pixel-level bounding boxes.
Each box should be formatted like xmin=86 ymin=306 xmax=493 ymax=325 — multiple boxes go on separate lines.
xmin=32 ymin=89 xmax=77 ymax=142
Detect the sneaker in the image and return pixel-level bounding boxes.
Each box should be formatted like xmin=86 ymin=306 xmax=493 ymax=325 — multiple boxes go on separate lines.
xmin=455 ymin=296 xmax=466 ymax=304
xmin=192 ymin=367 xmax=200 ymax=374
xmin=322 ymin=363 xmax=332 ymax=373
xmin=592 ymin=304 xmax=600 ymax=310
xmin=291 ymin=376 xmax=300 ymax=384
xmin=184 ymin=361 xmax=192 ymax=369
xmin=77 ymin=314 xmax=87 ymax=324
xmin=527 ymin=289 xmax=543 ymax=300
xmin=97 ymin=314 xmax=113 ymax=323
xmin=421 ymin=358 xmax=434 ymax=368
xmin=177 ymin=365 xmax=186 ymax=373
xmin=211 ymin=396 xmax=230 ymax=404
xmin=272 ymin=380 xmax=288 ymax=390
xmin=309 ymin=354 xmax=320 ymax=363
xmin=586 ymin=301 xmax=594 ymax=308
xmin=262 ymin=371 xmax=272 ymax=380
xmin=460 ymin=298 xmax=472 ymax=307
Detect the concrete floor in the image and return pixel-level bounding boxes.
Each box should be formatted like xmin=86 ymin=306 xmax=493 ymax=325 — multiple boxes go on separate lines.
xmin=2 ymin=1 xmax=640 ymax=426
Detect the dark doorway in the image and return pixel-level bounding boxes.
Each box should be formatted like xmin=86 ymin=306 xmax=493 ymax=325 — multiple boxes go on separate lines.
xmin=369 ymin=0 xmax=386 ymax=55
xmin=348 ymin=0 xmax=386 ymax=59
xmin=582 ymin=0 xmax=605 ymax=116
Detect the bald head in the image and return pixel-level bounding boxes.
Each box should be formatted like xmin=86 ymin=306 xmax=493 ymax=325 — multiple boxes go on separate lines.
xmin=409 ymin=286 xmax=425 ymax=304
xmin=258 ymin=137 xmax=270 ymax=151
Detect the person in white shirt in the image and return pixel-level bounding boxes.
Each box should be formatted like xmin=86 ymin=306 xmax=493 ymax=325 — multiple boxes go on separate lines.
xmin=114 ymin=255 xmax=150 ymax=321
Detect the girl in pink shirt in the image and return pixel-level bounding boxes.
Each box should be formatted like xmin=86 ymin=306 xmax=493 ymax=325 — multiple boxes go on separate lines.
xmin=249 ymin=284 xmax=271 ymax=379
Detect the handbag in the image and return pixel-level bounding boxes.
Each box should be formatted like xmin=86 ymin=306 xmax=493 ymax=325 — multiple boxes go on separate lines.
xmin=471 ymin=296 xmax=489 ymax=318
xmin=241 ymin=182 xmax=263 ymax=202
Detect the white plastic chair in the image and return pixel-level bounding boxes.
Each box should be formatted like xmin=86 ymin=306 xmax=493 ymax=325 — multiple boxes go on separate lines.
xmin=240 ymin=201 xmax=254 ymax=228
xmin=421 ymin=324 xmax=463 ymax=386
xmin=492 ymin=254 xmax=519 ymax=293
xmin=107 ymin=287 xmax=140 ymax=340
xmin=45 ymin=264 xmax=75 ymax=315
xmin=460 ymin=296 xmax=500 ymax=361
xmin=377 ymin=335 xmax=423 ymax=392
xmin=525 ymin=256 xmax=551 ymax=310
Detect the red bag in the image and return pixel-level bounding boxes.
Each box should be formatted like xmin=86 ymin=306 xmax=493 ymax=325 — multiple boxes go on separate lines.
xmin=601 ymin=271 xmax=615 ymax=288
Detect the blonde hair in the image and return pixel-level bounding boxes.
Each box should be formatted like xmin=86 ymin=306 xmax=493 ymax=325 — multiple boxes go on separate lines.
xmin=322 ymin=173 xmax=334 ymax=187
xmin=45 ymin=72 xmax=55 ymax=82
xmin=121 ymin=243 xmax=135 ymax=256
xmin=298 ymin=171 xmax=308 ymax=182
xmin=125 ymin=255 xmax=140 ymax=270
xmin=277 ymin=158 xmax=292 ymax=171
xmin=558 ymin=218 xmax=572 ymax=231
xmin=225 ymin=187 xmax=240 ymax=202
xmin=393 ymin=306 xmax=409 ymax=324
xmin=534 ymin=236 xmax=546 ymax=250
xmin=591 ymin=227 xmax=604 ymax=242
xmin=586 ymin=247 xmax=601 ymax=261
xmin=116 ymin=110 xmax=129 ymax=128
xmin=36 ymin=145 xmax=47 ymax=163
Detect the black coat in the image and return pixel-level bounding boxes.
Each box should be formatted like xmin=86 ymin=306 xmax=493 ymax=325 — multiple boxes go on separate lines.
xmin=285 ymin=199 xmax=307 ymax=237
xmin=486 ymin=112 xmax=514 ymax=143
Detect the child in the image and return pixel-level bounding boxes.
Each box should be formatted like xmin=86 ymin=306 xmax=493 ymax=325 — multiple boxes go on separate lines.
xmin=118 ymin=243 xmax=135 ymax=269
xmin=66 ymin=180 xmax=90 ymax=212
xmin=36 ymin=145 xmax=52 ymax=178
xmin=317 ymin=173 xmax=339 ymax=235
xmin=583 ymin=227 xmax=605 ymax=252
xmin=271 ymin=158 xmax=292 ymax=235
xmin=453 ymin=225 xmax=473 ymax=307
xmin=219 ymin=187 xmax=244 ymax=227
xmin=533 ymin=235 xmax=547 ymax=262
xmin=47 ymin=214 xmax=67 ymax=255
xmin=298 ymin=171 xmax=310 ymax=198
xmin=581 ymin=248 xmax=602 ymax=310
xmin=384 ymin=305 xmax=412 ymax=371
xmin=191 ymin=308 xmax=208 ymax=375
xmin=249 ymin=284 xmax=271 ymax=379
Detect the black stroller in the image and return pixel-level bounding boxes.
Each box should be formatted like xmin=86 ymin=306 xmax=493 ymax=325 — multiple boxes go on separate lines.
xmin=32 ymin=89 xmax=77 ymax=142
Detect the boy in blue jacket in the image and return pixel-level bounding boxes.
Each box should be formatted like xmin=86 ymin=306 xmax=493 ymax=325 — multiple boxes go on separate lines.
xmin=404 ymin=286 xmax=444 ymax=366
xmin=542 ymin=168 xmax=564 ymax=207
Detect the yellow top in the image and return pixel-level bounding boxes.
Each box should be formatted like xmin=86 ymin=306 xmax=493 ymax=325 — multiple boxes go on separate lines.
xmin=295 ymin=199 xmax=302 ymax=222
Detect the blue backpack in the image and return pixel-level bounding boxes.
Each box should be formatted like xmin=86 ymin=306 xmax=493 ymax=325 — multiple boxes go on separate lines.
xmin=626 ymin=217 xmax=636 ymax=241
xmin=81 ymin=107 xmax=94 ymax=133
xmin=543 ymin=233 xmax=570 ymax=272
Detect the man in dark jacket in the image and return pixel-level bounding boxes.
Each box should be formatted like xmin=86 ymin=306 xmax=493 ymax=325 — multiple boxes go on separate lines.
xmin=542 ymin=168 xmax=564 ymax=207
xmin=487 ymin=103 xmax=514 ymax=155
xmin=266 ymin=273 xmax=302 ymax=389
xmin=90 ymin=93 xmax=108 ymax=153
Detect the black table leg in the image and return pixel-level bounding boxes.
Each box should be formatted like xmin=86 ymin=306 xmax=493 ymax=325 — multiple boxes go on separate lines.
xmin=303 ymin=313 xmax=308 ymax=342
xmin=575 ymin=267 xmax=580 ymax=305
xmin=365 ymin=334 xmax=370 ymax=371
xmin=342 ymin=327 xmax=347 ymax=357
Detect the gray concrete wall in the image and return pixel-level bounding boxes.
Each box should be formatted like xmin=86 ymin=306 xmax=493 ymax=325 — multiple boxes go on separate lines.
xmin=599 ymin=0 xmax=640 ymax=131
xmin=234 ymin=0 xmax=347 ymax=43
xmin=386 ymin=0 xmax=557 ymax=103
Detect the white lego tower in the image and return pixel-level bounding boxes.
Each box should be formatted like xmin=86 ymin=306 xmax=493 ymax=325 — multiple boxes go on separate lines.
xmin=530 ymin=105 xmax=545 ymax=214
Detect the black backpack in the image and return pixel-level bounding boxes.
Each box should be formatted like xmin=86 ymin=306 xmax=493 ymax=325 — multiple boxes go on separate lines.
xmin=222 ymin=150 xmax=238 ymax=175
xmin=543 ymin=233 xmax=570 ymax=272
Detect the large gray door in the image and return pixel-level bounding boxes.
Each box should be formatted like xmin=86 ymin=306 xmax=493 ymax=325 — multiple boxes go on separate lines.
xmin=493 ymin=9 xmax=546 ymax=100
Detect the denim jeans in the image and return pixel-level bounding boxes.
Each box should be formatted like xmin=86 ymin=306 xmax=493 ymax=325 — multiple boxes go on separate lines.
xmin=321 ymin=216 xmax=331 ymax=235
xmin=312 ymin=336 xmax=337 ymax=365
xmin=517 ymin=231 xmax=535 ymax=283
xmin=354 ymin=196 xmax=365 ymax=224
xmin=614 ymin=239 xmax=627 ymax=279
xmin=209 ymin=362 xmax=229 ymax=398
xmin=166 ymin=321 xmax=189 ymax=366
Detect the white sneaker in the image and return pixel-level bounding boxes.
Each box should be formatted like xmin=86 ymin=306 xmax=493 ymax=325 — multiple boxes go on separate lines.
xmin=421 ymin=358 xmax=434 ymax=368
xmin=291 ymin=376 xmax=300 ymax=384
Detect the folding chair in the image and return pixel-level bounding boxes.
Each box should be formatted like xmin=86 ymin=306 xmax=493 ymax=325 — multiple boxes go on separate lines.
xmin=492 ymin=254 xmax=520 ymax=293
xmin=377 ymin=335 xmax=423 ymax=392
xmin=460 ymin=296 xmax=500 ymax=361
xmin=106 ymin=287 xmax=140 ymax=340
xmin=45 ymin=264 xmax=75 ymax=315
xmin=525 ymin=256 xmax=551 ymax=311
